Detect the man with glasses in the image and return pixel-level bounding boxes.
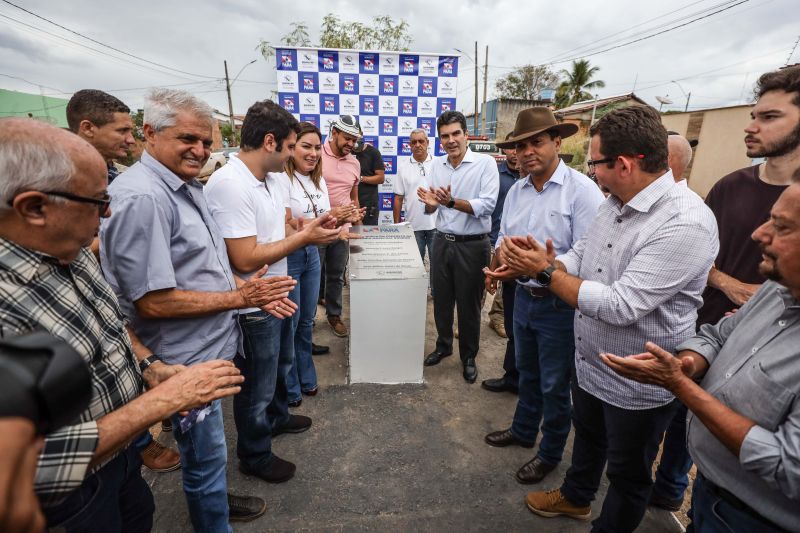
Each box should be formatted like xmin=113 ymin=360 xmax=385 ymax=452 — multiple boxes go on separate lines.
xmin=0 ymin=117 xmax=248 ymax=531
xmin=100 ymin=89 xmax=297 ymax=530
xmin=394 ymin=129 xmax=435 ymax=262
xmin=501 ymin=105 xmax=718 ymax=532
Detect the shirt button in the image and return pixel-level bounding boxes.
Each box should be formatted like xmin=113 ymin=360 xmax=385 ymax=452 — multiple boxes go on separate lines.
xmin=577 ymin=336 xmax=582 ymax=341
xmin=607 ymin=243 xmax=612 ymax=248
xmin=778 ymin=320 xmax=787 ymax=327
xmin=751 ymin=347 xmax=757 ymax=353
xmin=580 ymin=356 xmax=586 ymax=361
xmin=597 ymin=268 xmax=602 ymax=273
xmin=725 ymin=371 xmax=732 ymax=379
xmin=578 ymin=314 xmax=583 ymax=318
xmin=616 ymin=217 xmax=623 ymax=223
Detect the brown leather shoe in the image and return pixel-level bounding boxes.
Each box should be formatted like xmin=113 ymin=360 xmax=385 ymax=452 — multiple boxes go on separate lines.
xmin=141 ymin=440 xmax=181 ymax=472
xmin=489 ymin=321 xmax=507 ymax=338
xmin=484 ymin=428 xmax=535 ymax=448
xmin=516 ymin=457 xmax=557 ymax=484
xmin=328 ymin=315 xmax=348 ymax=337
xmin=526 ymin=488 xmax=591 ymax=521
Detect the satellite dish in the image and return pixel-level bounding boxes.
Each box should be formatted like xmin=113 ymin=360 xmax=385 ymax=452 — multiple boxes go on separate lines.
xmin=655 ymin=96 xmax=673 ymax=105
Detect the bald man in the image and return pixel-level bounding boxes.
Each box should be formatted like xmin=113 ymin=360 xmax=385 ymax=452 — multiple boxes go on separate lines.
xmin=667 ymin=132 xmax=694 ymax=185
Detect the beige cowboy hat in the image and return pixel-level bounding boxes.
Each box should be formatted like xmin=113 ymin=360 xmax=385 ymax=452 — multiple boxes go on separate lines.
xmin=496 ymin=107 xmax=578 ymax=149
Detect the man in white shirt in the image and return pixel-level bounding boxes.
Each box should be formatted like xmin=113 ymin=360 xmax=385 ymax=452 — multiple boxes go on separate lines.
xmin=393 ymin=128 xmax=435 ymax=261
xmin=418 ymin=111 xmax=499 ymax=383
xmin=205 ymin=100 xmax=338 ymax=486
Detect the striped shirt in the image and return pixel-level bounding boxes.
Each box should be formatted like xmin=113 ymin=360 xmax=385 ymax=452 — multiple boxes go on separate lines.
xmin=557 ymin=171 xmax=719 ymax=409
xmin=0 ymin=238 xmax=142 ymax=507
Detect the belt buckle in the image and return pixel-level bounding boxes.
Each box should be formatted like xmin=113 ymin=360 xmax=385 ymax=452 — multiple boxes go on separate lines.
xmin=444 ymin=233 xmax=456 ymax=242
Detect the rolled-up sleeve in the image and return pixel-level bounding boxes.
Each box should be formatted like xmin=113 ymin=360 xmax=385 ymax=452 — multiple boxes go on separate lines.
xmin=739 ymin=413 xmax=800 ymax=500
xmin=467 ymin=159 xmax=499 ymax=218
xmin=35 ymin=421 xmax=99 ymax=506
xmin=577 ymin=221 xmax=717 ymax=326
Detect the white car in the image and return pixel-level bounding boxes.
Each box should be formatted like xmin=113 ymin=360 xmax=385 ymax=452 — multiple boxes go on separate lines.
xmin=198 ymin=151 xmax=227 ymax=182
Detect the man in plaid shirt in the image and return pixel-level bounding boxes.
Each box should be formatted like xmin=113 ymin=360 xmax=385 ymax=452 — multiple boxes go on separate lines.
xmin=0 ymin=118 xmax=268 ymax=531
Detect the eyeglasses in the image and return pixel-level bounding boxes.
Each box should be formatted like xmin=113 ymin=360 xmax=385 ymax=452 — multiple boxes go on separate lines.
xmin=586 ymin=154 xmax=644 ymax=178
xmin=44 ymin=191 xmax=112 ymax=216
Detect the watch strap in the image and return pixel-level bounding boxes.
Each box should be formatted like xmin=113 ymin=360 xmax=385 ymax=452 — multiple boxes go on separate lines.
xmin=139 ymin=354 xmax=162 ymax=373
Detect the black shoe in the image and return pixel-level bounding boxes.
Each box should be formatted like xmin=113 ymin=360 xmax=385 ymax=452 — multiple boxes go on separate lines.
xmin=239 ymin=455 xmax=296 ymax=484
xmin=463 ymin=358 xmax=477 ymax=383
xmin=228 ymin=493 xmax=267 ymax=522
xmin=288 ymin=398 xmax=302 ymax=408
xmin=424 ymin=350 xmax=452 ymax=366
xmin=516 ymin=456 xmax=557 ymax=484
xmin=485 ymin=428 xmax=535 ymax=448
xmin=312 ymin=343 xmax=330 ymax=355
xmin=273 ymin=414 xmax=312 ymax=436
xmin=481 ymin=377 xmax=519 ymax=394
xmin=649 ymin=492 xmax=684 ymax=512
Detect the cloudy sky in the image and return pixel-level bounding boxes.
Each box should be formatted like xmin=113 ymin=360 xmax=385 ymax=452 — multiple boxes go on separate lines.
xmin=1 ymin=0 xmax=796 ymax=117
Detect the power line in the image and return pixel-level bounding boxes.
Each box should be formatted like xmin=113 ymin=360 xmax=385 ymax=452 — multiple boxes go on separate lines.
xmin=0 ymin=72 xmax=64 ymax=93
xmin=786 ymin=35 xmax=800 ymax=65
xmin=0 ymin=0 xmax=217 ymax=80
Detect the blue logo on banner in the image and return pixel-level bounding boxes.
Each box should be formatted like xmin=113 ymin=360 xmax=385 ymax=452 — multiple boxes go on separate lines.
xmin=417 ymin=117 xmax=435 ymax=136
xmin=320 ymin=95 xmax=339 ymax=115
xmin=339 ymin=74 xmax=358 ymax=94
xmin=400 ymin=54 xmax=419 ymax=75
xmin=359 ymin=95 xmax=378 ymax=115
xmin=379 ymin=192 xmax=394 ymax=209
xmin=277 ymin=49 xmax=297 ymax=70
xmin=359 ymin=52 xmax=378 ymax=73
xmin=435 ymin=139 xmax=446 ymax=156
xmin=380 ymin=117 xmax=397 ymax=135
xmin=438 ymin=56 xmax=458 ymax=77
xmin=380 ymin=75 xmax=398 ymax=96
xmin=398 ymin=136 xmax=412 ymax=155
xmin=418 ymin=77 xmax=438 ymax=97
xmin=437 ymin=97 xmax=456 ymax=114
xmin=319 ymin=51 xmax=338 ymax=72
xmin=299 ymin=72 xmax=318 ymax=93
xmin=382 ymin=156 xmax=397 ymax=175
xmin=300 ymin=114 xmax=319 ymax=126
xmin=279 ymin=93 xmax=298 ymax=112
xmin=399 ymin=96 xmax=417 ymax=116
xmin=362 ymin=136 xmax=378 ymax=148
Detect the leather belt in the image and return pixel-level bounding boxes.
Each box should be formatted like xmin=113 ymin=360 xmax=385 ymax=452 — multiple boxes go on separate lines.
xmin=521 ymin=285 xmax=551 ymax=297
xmin=435 ymin=231 xmax=487 ymax=242
xmin=698 ymin=473 xmax=784 ymax=531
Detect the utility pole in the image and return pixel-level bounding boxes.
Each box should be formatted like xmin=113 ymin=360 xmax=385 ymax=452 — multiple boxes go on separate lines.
xmin=481 ymin=45 xmax=488 ymax=137
xmin=474 ymin=41 xmax=478 ymax=135
xmin=224 ymin=60 xmax=236 ymax=138
xmin=684 ymin=92 xmax=691 ymax=112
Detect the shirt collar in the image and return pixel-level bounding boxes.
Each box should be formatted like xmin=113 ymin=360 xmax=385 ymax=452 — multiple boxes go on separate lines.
xmin=619 ymin=170 xmax=676 ymax=213
xmin=229 ymin=153 xmax=266 ymax=188
xmin=323 ymin=140 xmax=351 ymax=161
xmin=444 ymin=147 xmax=475 ymax=169
xmin=775 ymin=283 xmax=800 ymax=309
xmin=521 ymin=159 xmax=568 ymax=189
xmin=140 ymin=150 xmax=196 ymax=192
xmin=0 ymin=237 xmax=59 ymax=284
xmin=409 ymin=153 xmax=432 ymax=165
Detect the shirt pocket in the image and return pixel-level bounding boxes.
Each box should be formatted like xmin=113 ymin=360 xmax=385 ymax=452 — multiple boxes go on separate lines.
xmin=722 ymin=362 xmax=795 ymax=432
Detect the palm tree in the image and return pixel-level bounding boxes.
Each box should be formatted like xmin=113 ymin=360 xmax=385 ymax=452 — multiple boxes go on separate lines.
xmin=556 ymin=59 xmax=606 ymax=108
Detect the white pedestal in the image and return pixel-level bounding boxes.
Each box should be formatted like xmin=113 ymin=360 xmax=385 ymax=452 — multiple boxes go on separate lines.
xmin=348 ymin=225 xmax=428 ymax=384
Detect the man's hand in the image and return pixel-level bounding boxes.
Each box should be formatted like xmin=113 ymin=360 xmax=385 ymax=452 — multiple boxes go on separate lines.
xmin=142 ymin=361 xmax=186 ymax=389
xmin=346 ymin=206 xmax=367 ymax=224
xmin=159 ymin=360 xmax=245 ymax=413
xmin=417 ymin=186 xmax=440 ymax=208
xmin=338 ymin=227 xmax=364 ymax=241
xmin=0 ymin=418 xmax=45 ymax=533
xmin=261 ymin=297 xmax=298 ymax=319
xmin=483 ymin=264 xmax=522 ymax=283
xmin=720 ymin=278 xmax=760 ymax=306
xmin=329 ymin=204 xmax=357 ymax=222
xmin=238 ymin=267 xmax=296 ymax=308
xmin=485 ymin=273 xmax=498 ymax=295
xmin=432 ymin=185 xmax=452 ymax=206
xmin=600 ymin=342 xmax=695 ymax=392
xmin=499 ymin=235 xmax=553 ymax=277
xmin=299 ymin=214 xmax=340 ymax=245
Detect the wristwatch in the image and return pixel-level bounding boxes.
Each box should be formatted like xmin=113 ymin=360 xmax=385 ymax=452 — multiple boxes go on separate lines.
xmin=446 ymin=198 xmax=456 ymax=208
xmin=138 ymin=354 xmax=162 ymax=373
xmin=536 ymin=265 xmax=557 ymax=287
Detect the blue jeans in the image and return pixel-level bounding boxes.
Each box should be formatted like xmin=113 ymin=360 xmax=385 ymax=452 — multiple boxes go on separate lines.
xmin=170 ymin=400 xmax=231 ymax=533
xmin=653 ymin=402 xmax=693 ymax=501
xmin=511 ymin=288 xmax=575 ymax=464
xmin=414 ymin=229 xmax=435 ymax=262
xmin=687 ymin=474 xmax=785 ymax=533
xmin=233 ymin=311 xmax=292 ymax=470
xmin=287 ymin=245 xmax=321 ymax=402
xmin=42 ymin=446 xmax=154 ymax=532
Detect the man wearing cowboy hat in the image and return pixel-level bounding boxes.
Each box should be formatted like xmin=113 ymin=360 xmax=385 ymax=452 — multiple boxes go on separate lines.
xmin=483 ymin=107 xmax=604 ymax=484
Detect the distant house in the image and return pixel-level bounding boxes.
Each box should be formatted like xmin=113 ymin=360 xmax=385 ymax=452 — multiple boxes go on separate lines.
xmin=466 ymin=97 xmax=551 ymax=140
xmin=555 ymin=93 xmax=649 ymax=135
xmin=0 ymin=88 xmax=69 ymax=128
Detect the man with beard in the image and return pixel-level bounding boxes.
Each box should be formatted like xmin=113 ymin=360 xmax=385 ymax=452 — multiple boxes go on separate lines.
xmin=602 ymin=177 xmax=800 ymax=532
xmin=649 ymin=65 xmax=800 ymax=512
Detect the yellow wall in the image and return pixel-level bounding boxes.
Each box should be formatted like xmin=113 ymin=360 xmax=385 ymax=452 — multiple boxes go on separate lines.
xmin=662 ymin=105 xmax=754 ymax=198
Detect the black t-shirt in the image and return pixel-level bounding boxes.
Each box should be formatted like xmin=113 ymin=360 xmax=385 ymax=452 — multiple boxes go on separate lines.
xmin=355 ymin=144 xmax=384 ymax=209
xmin=696 ymin=165 xmax=788 ymax=326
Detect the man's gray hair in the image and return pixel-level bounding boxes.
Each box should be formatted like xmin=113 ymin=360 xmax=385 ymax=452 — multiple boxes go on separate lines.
xmin=409 ymin=128 xmax=428 ymax=139
xmin=0 ymin=118 xmax=74 ymax=208
xmin=144 ymin=88 xmax=213 ymax=132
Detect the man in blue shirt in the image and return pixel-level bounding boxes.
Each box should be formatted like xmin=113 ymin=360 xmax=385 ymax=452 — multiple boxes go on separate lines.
xmin=484 ymin=107 xmax=604 ymax=485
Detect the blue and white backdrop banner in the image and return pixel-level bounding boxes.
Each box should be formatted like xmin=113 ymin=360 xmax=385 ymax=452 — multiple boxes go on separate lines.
xmin=276 ymin=47 xmax=459 ymax=225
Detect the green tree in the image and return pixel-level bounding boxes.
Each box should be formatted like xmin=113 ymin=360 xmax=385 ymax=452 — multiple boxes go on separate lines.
xmin=257 ymin=13 xmax=412 ymax=59
xmin=555 ymin=59 xmax=605 ymax=108
xmin=495 ymin=64 xmax=560 ymax=100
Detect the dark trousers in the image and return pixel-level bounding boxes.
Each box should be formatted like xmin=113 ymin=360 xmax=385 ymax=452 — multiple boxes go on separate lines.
xmin=501 ymin=280 xmax=518 ymax=384
xmin=318 ymin=239 xmax=348 ymax=317
xmin=560 ymin=380 xmax=677 ymax=533
xmin=43 ymin=446 xmax=154 ymax=532
xmin=431 ymin=233 xmax=490 ymax=362
xmin=653 ymin=402 xmax=693 ymax=501
xmin=687 ymin=474 xmax=786 ymax=533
